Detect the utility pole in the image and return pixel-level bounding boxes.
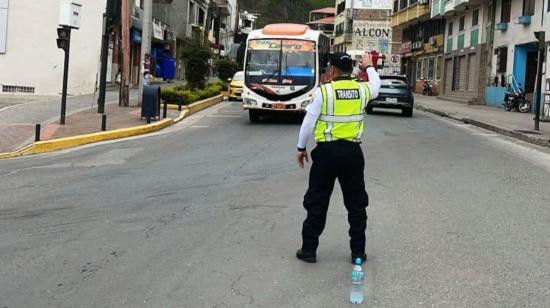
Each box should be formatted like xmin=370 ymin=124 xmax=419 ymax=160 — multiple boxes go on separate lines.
xmin=120 ymin=0 xmax=130 ymax=107
xmin=138 ymin=0 xmax=153 ymax=106
xmin=534 ymin=31 xmax=545 ymax=131
xmin=98 ymin=0 xmax=121 ymax=113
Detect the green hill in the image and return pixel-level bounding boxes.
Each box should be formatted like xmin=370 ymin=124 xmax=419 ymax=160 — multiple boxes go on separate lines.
xmin=239 ymin=0 xmax=335 ymax=28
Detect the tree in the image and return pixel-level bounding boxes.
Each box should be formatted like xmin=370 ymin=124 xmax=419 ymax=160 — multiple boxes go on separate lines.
xmin=181 ymin=34 xmax=212 ymax=89
xmin=217 ymin=59 xmax=238 ymax=80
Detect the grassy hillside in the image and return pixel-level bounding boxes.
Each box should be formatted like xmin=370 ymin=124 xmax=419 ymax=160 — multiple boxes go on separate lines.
xmin=239 ymin=0 xmax=335 ymax=28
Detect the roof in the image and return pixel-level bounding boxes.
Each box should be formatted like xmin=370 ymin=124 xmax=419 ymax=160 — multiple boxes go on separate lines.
xmin=262 ymin=24 xmax=310 ymax=36
xmin=310 ymin=7 xmax=336 ymax=14
xmin=307 ymin=16 xmax=335 ymax=25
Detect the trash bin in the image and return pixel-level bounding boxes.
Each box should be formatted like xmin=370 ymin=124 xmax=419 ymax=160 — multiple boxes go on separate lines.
xmin=141 ymin=85 xmax=161 ymax=120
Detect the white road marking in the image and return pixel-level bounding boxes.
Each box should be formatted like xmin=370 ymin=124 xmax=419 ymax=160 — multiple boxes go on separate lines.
xmin=207 ymin=115 xmax=242 ymax=118
xmin=190 ymin=125 xmax=210 ymax=128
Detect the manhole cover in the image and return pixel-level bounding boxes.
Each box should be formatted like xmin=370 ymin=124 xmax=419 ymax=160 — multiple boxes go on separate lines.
xmin=515 ymin=130 xmax=542 ymax=135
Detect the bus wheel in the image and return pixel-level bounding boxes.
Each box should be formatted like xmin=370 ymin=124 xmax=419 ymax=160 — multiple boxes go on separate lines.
xmin=249 ymin=110 xmax=260 ymax=123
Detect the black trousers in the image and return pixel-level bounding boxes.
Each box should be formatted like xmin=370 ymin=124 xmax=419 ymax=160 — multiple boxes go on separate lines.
xmin=301 ymin=141 xmax=369 ymax=255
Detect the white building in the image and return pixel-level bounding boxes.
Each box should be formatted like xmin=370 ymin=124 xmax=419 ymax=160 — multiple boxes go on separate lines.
xmin=0 ymin=1 xmax=104 ymax=96
xmin=486 ymin=0 xmax=550 ymax=111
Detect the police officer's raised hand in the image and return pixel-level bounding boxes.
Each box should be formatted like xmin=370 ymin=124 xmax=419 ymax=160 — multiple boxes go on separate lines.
xmin=297 ymin=151 xmax=309 ymax=168
xmin=362 ymin=52 xmax=374 ymax=67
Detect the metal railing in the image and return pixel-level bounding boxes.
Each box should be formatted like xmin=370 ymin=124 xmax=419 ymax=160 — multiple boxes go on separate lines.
xmin=507 ymin=74 xmax=521 ymax=95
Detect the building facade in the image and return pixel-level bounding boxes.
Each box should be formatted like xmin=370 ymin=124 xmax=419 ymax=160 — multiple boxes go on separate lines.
xmin=0 ymin=0 xmax=105 ymax=95
xmin=432 ymin=0 xmax=492 ymax=104
xmin=334 ymin=0 xmax=396 ymax=74
xmin=393 ymin=0 xmax=445 ymax=94
xmin=307 ymin=7 xmax=335 ymax=40
xmin=485 ymin=0 xmax=550 ymax=112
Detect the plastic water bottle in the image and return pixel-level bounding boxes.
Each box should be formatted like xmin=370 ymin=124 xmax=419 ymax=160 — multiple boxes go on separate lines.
xmin=350 ymin=258 xmax=364 ymax=304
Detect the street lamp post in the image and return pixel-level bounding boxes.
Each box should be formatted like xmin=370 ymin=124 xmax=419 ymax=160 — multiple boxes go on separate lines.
xmin=56 ymin=27 xmax=71 ymax=125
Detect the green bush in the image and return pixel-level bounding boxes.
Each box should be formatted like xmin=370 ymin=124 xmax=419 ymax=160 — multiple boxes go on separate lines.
xmin=217 ymin=59 xmax=239 ymax=81
xmin=181 ymin=42 xmax=212 ymax=90
xmin=161 ymin=81 xmax=227 ymax=105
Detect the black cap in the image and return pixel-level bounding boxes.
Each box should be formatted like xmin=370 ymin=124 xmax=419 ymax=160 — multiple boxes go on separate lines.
xmin=330 ymin=52 xmax=353 ymax=71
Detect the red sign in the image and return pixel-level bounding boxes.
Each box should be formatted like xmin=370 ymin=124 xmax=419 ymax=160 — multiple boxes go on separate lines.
xmin=399 ymin=42 xmax=411 ymax=54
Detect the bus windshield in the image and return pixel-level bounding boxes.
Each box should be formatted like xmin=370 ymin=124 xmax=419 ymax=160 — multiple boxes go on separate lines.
xmin=245 ymin=39 xmax=316 ymax=99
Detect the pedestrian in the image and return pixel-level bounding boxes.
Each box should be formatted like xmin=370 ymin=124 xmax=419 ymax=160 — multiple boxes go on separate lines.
xmin=295 ymin=52 xmax=381 ymax=264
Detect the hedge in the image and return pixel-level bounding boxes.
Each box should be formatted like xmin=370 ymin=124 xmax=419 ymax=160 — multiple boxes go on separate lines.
xmin=161 ymin=80 xmax=226 ymax=105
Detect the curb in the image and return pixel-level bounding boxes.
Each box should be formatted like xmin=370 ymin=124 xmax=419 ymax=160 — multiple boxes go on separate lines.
xmin=415 ymin=104 xmax=550 ymax=148
xmin=0 ymin=94 xmax=224 ymax=159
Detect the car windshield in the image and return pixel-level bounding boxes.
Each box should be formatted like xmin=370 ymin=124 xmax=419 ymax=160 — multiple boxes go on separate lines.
xmin=233 ymin=72 xmax=244 ymax=81
xmin=381 ymin=78 xmax=407 ymax=87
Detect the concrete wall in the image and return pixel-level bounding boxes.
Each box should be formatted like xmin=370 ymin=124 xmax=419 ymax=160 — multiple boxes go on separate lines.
xmin=153 ymin=0 xmax=191 ymax=41
xmin=0 ymin=1 xmax=104 ymax=95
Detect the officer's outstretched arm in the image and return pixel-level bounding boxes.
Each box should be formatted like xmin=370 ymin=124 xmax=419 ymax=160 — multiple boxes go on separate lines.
xmin=365 ymin=67 xmax=381 ymax=100
xmin=297 ymin=88 xmax=322 ymax=151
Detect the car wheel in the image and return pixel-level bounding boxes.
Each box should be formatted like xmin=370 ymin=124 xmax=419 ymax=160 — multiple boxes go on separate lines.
xmin=402 ymin=107 xmax=413 ymax=117
xmin=366 ymin=104 xmax=373 ymax=114
xmin=249 ymin=110 xmax=261 ymax=123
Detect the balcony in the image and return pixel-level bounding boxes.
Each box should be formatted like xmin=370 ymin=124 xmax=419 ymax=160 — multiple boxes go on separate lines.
xmin=214 ymin=0 xmax=231 ymax=15
xmin=443 ymin=0 xmax=484 ymax=16
xmin=391 ymin=2 xmax=431 ymax=28
xmin=518 ymin=15 xmax=532 ymax=24
xmin=496 ymin=22 xmax=508 ymax=31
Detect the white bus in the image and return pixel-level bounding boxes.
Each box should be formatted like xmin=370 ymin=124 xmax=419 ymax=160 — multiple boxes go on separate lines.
xmin=242 ymin=24 xmax=331 ymax=122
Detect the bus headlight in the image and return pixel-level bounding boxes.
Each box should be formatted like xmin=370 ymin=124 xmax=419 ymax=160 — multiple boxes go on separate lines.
xmin=301 ymin=99 xmax=312 ymax=108
xmin=245 ymin=98 xmax=257 ymax=105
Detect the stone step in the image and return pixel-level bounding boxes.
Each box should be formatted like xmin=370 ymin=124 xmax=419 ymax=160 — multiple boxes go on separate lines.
xmin=437 ymin=95 xmax=478 ymax=105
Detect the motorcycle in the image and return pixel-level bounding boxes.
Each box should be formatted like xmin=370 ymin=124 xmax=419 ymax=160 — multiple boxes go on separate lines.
xmin=503 ymin=85 xmax=531 ymax=113
xmin=422 ymin=79 xmax=433 ymax=96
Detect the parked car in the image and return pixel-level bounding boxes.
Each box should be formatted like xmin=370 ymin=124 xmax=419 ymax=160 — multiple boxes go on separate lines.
xmin=367 ymin=75 xmax=414 ymax=117
xmin=228 ymin=71 xmax=244 ymax=101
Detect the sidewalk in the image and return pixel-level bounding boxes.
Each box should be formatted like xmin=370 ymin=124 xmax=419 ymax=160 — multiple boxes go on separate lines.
xmin=0 ymin=89 xmax=183 ymax=153
xmin=414 ymin=95 xmax=550 ymax=147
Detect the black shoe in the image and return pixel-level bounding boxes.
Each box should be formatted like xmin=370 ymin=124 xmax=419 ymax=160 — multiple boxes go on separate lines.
xmin=351 ymin=253 xmax=367 ymax=264
xmin=296 ymin=249 xmax=317 ymax=263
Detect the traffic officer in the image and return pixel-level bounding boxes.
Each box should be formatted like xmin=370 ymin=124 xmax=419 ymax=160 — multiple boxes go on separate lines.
xmin=295 ymin=51 xmax=381 ymax=264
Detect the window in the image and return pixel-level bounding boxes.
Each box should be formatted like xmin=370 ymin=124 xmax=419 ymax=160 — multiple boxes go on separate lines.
xmin=448 ymin=22 xmax=453 ymax=35
xmin=416 ymin=60 xmax=423 ymax=80
xmin=410 ymin=0 xmax=418 ymax=5
xmin=0 ymin=0 xmax=7 ymax=53
xmin=548 ymin=0 xmax=550 ymax=11
xmin=393 ymin=0 xmax=399 ymax=12
xmin=496 ymin=47 xmax=508 ymax=73
xmin=337 ymin=1 xmax=345 ymax=14
xmin=198 ymin=8 xmax=205 ymax=25
xmin=501 ymin=0 xmax=511 ymax=22
xmin=523 ymin=0 xmax=535 ymax=15
xmin=459 ymin=16 xmax=465 ymax=31
xmin=189 ymin=2 xmax=196 ymax=24
xmin=428 ymin=57 xmax=435 ymax=80
xmin=399 ymin=0 xmax=407 ymax=10
xmin=472 ymin=9 xmax=479 ymax=26
xmin=423 ymin=58 xmax=429 ymax=79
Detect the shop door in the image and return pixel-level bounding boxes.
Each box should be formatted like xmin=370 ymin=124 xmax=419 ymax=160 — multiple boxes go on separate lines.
xmin=524 ymin=51 xmax=538 ymax=94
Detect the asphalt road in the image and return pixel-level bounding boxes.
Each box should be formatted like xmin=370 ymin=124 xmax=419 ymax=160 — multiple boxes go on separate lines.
xmin=1 ymin=100 xmax=550 ymax=307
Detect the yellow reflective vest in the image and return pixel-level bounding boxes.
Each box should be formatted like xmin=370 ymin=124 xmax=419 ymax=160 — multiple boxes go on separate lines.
xmin=314 ymin=79 xmax=371 ymax=143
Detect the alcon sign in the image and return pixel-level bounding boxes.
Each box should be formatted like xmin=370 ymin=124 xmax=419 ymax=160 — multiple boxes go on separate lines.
xmin=354 ymin=28 xmax=390 ymax=38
